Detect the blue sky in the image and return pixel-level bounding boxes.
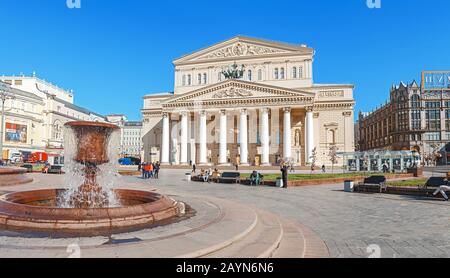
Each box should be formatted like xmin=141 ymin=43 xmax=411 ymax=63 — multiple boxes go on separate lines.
xmin=0 ymin=0 xmax=449 ymax=120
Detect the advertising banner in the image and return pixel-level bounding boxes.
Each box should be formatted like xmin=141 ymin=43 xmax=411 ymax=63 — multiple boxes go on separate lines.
xmin=5 ymin=123 xmax=27 ymax=144
xmin=422 ymin=71 xmax=450 ymax=90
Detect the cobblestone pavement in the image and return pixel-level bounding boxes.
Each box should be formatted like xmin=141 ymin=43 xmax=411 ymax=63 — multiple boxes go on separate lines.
xmin=2 ymin=170 xmax=450 ymax=258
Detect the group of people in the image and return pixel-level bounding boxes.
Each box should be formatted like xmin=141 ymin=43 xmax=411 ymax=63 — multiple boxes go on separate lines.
xmin=197 ymin=168 xmax=222 ymax=183
xmin=139 ymin=162 xmax=161 ymax=179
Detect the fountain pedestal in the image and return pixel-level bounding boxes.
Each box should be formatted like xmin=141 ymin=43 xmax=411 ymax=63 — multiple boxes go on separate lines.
xmin=65 ymin=121 xmax=118 ymax=208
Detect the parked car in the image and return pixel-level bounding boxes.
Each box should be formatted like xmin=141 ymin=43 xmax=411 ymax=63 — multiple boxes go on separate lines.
xmin=42 ymin=165 xmax=63 ymax=174
xmin=119 ymin=158 xmax=133 ymax=165
xmin=21 ymin=164 xmax=33 ymax=173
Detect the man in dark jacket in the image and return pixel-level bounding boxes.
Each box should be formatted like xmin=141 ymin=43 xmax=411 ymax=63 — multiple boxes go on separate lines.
xmin=281 ymin=164 xmax=288 ymax=188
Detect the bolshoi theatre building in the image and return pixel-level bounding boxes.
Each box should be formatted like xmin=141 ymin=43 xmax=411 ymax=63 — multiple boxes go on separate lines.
xmin=141 ymin=36 xmax=355 ymax=166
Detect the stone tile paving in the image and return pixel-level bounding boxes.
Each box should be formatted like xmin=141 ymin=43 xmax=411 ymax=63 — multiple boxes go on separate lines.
xmin=2 ymin=170 xmax=450 ymax=258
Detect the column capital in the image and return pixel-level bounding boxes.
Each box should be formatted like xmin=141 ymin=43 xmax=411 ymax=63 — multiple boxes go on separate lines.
xmin=240 ymin=108 xmax=248 ymax=115
xmin=343 ymin=111 xmax=352 ymax=117
xmin=261 ymin=107 xmax=270 ymax=114
xmin=162 ymin=112 xmax=169 ymax=118
xmin=283 ymin=107 xmax=292 ymax=113
xmin=220 ymin=109 xmax=227 ymax=115
xmin=199 ymin=110 xmax=207 ymax=117
xmin=305 ymin=106 xmax=314 ymax=113
xmin=180 ymin=111 xmax=189 ymax=117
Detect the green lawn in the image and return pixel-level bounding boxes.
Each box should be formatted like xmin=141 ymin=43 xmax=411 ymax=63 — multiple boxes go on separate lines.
xmin=241 ymin=172 xmax=383 ymax=181
xmin=387 ymin=178 xmax=428 ymax=188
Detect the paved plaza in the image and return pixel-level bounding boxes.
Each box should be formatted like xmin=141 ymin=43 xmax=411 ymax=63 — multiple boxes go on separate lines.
xmin=1 ymin=169 xmax=450 ymax=258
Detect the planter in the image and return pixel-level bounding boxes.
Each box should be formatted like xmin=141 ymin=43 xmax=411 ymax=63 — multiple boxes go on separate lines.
xmin=407 ymin=167 xmax=423 ymax=178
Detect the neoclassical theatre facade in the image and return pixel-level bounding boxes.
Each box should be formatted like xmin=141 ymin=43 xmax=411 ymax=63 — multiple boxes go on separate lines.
xmin=141 ymin=36 xmax=355 ymax=166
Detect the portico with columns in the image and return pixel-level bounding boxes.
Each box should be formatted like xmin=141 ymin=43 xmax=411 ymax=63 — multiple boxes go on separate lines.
xmin=141 ymin=36 xmax=355 ymax=167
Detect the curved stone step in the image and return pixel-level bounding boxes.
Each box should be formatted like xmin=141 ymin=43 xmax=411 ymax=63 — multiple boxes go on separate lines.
xmin=203 ymin=210 xmax=283 ymax=258
xmin=271 ymin=219 xmax=329 ymax=258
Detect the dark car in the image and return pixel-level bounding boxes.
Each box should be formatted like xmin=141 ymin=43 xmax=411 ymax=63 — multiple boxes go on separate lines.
xmin=43 ymin=165 xmax=63 ymax=174
xmin=21 ymin=164 xmax=33 ymax=173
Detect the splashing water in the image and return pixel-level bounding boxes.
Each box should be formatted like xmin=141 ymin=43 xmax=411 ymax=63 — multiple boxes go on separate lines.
xmin=58 ymin=125 xmax=122 ymax=208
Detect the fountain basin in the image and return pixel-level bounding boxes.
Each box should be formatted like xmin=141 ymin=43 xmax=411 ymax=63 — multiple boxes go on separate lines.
xmin=0 ymin=167 xmax=33 ymax=186
xmin=0 ymin=189 xmax=181 ymax=233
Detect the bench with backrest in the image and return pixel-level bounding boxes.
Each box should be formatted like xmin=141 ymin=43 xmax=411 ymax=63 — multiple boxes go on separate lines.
xmin=218 ymin=172 xmax=241 ymax=184
xmin=425 ymin=177 xmax=448 ymax=189
xmin=359 ymin=175 xmax=387 ymax=193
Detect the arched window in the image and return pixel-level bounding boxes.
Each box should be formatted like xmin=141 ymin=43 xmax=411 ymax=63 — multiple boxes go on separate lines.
xmin=248 ymin=70 xmax=252 ymax=81
xmin=198 ymin=74 xmax=202 ymax=85
xmin=187 ymin=74 xmax=191 ymax=85
xmin=203 ymin=73 xmax=207 ymax=84
xmin=299 ymin=66 xmax=303 ymax=78
xmin=182 ymin=75 xmax=186 ymax=86
xmin=292 ymin=67 xmax=297 ymax=79
xmin=258 ymin=69 xmax=262 ymax=81
xmin=280 ymin=68 xmax=285 ymax=79
xmin=53 ymin=120 xmax=63 ymax=141
xmin=274 ymin=68 xmax=279 ymax=79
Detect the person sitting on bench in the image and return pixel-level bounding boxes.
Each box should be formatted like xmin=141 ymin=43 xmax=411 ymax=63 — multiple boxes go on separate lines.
xmin=202 ymin=169 xmax=211 ymax=183
xmin=432 ymin=179 xmax=450 ymax=201
xmin=249 ymin=171 xmax=261 ymax=186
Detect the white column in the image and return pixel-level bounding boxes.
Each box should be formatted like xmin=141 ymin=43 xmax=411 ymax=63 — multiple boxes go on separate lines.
xmin=400 ymin=155 xmax=405 ymax=171
xmin=180 ymin=112 xmax=188 ymax=165
xmin=306 ymin=108 xmax=315 ymax=163
xmin=283 ymin=108 xmax=292 ymax=159
xmin=199 ymin=110 xmax=208 ymax=165
xmin=261 ymin=108 xmax=271 ymax=166
xmin=161 ymin=112 xmax=170 ymax=164
xmin=240 ymin=109 xmax=249 ymax=165
xmin=219 ymin=110 xmax=228 ymax=165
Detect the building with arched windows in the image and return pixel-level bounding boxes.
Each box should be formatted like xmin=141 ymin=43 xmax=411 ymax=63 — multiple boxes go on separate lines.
xmin=358 ymin=72 xmax=450 ymax=165
xmin=142 ymin=36 xmax=355 ymax=166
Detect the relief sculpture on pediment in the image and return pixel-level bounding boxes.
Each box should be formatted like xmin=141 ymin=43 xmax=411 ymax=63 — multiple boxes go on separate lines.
xmin=203 ymin=43 xmax=286 ymax=60
xmin=212 ymin=87 xmax=253 ymax=99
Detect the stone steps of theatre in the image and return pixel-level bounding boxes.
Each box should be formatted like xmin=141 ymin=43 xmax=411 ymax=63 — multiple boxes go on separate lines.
xmin=202 ymin=209 xmax=283 ymax=258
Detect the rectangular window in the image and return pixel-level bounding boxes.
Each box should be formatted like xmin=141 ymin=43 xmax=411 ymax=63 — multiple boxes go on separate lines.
xmin=425 ymin=101 xmax=441 ymax=108
xmin=425 ymin=132 xmax=441 ymax=141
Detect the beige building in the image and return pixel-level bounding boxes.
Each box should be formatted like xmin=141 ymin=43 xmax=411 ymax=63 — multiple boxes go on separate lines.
xmin=141 ymin=36 xmax=355 ymax=166
xmin=0 ymin=74 xmax=106 ymax=158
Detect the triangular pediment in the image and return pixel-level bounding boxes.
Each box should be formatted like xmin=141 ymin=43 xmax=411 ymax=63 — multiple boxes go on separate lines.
xmin=173 ymin=36 xmax=314 ymax=65
xmin=164 ymin=79 xmax=315 ymax=105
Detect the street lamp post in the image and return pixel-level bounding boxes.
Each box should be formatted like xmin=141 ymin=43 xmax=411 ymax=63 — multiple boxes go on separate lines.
xmin=0 ymin=82 xmax=15 ymax=161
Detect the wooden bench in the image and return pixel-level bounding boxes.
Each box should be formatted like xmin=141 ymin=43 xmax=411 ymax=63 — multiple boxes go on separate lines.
xmin=424 ymin=177 xmax=448 ymax=189
xmin=358 ymin=175 xmax=387 ymax=193
xmin=218 ymin=172 xmax=241 ymax=184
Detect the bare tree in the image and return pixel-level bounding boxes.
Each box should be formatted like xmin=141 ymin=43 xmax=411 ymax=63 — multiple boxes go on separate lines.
xmin=328 ymin=144 xmax=338 ymax=174
xmin=310 ymin=147 xmax=317 ymax=175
